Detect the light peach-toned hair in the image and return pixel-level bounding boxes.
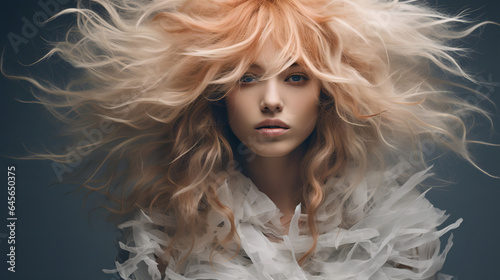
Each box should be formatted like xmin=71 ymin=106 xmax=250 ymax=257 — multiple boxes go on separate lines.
xmin=4 ymin=0 xmax=498 ymax=269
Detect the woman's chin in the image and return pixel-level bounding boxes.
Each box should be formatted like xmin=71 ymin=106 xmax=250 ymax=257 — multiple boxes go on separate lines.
xmin=249 ymin=143 xmax=302 ymax=158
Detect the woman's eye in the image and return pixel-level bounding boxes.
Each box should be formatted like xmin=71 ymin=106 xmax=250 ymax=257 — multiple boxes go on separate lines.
xmin=239 ymin=75 xmax=259 ymax=84
xmin=286 ymin=74 xmax=308 ymax=83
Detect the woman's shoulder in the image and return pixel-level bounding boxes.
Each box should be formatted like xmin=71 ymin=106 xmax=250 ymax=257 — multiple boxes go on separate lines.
xmin=314 ymin=163 xmax=461 ymax=278
xmin=327 ymin=162 xmax=454 ymax=227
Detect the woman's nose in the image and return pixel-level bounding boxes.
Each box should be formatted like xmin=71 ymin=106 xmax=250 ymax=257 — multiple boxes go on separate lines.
xmin=260 ymin=79 xmax=284 ymax=113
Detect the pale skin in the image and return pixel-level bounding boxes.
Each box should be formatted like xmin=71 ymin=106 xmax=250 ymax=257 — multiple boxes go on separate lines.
xmin=225 ymin=43 xmax=321 ymax=231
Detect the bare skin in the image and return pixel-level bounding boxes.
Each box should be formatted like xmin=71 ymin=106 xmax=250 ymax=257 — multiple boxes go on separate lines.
xmin=225 ymin=43 xmax=320 ymax=233
xmin=236 ymin=141 xmax=308 ymax=232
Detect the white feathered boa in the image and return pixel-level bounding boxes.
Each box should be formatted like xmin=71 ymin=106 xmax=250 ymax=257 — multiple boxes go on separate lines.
xmin=103 ymin=163 xmax=461 ymax=280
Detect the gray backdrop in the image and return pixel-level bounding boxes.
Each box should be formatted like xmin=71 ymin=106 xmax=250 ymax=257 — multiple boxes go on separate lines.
xmin=1 ymin=1 xmax=499 ymax=279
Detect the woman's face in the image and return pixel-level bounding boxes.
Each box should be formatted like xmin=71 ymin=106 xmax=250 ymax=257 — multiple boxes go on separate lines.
xmin=225 ymin=44 xmax=321 ymax=158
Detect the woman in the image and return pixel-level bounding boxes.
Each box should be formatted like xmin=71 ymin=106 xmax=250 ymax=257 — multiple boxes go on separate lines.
xmin=4 ymin=0 xmax=498 ymax=279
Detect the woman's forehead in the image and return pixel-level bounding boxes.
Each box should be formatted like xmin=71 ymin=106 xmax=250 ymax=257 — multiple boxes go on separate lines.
xmin=246 ymin=62 xmax=305 ymax=73
xmin=244 ymin=41 xmax=307 ymax=74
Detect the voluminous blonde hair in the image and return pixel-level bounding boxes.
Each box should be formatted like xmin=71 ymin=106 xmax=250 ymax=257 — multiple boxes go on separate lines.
xmin=5 ymin=0 xmax=497 ymax=269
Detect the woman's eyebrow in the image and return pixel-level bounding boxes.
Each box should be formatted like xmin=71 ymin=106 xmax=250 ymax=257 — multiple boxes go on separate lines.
xmin=247 ymin=62 xmax=302 ymax=71
xmin=288 ymin=63 xmax=305 ymax=70
xmin=247 ymin=63 xmax=264 ymax=72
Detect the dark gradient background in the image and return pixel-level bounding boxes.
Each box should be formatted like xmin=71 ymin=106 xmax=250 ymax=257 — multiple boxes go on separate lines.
xmin=0 ymin=1 xmax=499 ymax=279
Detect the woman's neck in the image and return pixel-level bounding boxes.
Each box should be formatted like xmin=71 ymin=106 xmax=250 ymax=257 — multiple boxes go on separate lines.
xmin=238 ymin=143 xmax=306 ymax=219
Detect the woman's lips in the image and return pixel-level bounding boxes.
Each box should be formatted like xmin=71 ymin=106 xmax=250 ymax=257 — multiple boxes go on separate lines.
xmin=255 ymin=127 xmax=289 ymax=137
xmin=255 ymin=119 xmax=290 ymax=129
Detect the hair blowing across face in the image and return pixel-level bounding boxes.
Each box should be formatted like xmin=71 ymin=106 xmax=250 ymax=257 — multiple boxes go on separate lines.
xmin=4 ymin=0 xmax=497 ymax=268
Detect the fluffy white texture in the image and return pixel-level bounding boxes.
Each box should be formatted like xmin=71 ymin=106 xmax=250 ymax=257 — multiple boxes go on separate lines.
xmin=103 ymin=162 xmax=461 ymax=279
